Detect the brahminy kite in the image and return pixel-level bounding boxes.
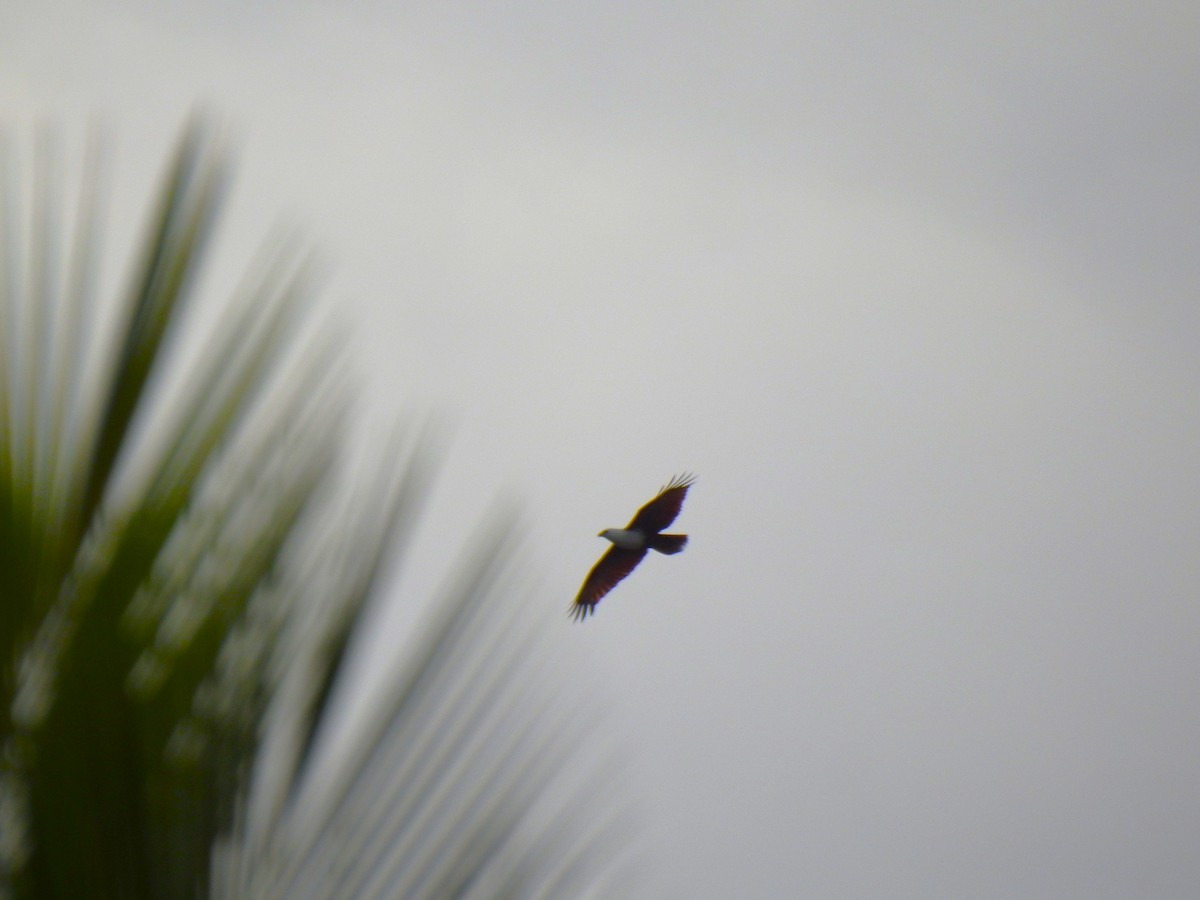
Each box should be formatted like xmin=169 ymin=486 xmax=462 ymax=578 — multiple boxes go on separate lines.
xmin=570 ymin=473 xmax=695 ymax=621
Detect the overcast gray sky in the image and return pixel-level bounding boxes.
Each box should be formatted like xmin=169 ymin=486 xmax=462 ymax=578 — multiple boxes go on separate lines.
xmin=5 ymin=2 xmax=1200 ymax=897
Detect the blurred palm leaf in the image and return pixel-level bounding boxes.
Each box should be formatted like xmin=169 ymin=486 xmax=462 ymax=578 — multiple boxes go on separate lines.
xmin=0 ymin=121 xmax=632 ymax=900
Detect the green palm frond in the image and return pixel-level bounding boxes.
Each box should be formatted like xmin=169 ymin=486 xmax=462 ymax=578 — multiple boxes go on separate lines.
xmin=0 ymin=120 xmax=634 ymax=900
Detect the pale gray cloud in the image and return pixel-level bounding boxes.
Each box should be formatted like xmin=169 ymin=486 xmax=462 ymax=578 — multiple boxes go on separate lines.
xmin=5 ymin=3 xmax=1198 ymax=896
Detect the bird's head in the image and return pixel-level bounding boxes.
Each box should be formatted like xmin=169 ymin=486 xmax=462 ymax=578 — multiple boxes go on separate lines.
xmin=597 ymin=527 xmax=644 ymax=550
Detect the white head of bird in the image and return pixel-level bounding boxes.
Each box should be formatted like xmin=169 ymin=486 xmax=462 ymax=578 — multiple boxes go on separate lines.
xmin=597 ymin=527 xmax=645 ymax=550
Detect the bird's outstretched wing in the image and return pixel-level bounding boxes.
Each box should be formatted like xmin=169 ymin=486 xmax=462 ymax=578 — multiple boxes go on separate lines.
xmin=627 ymin=472 xmax=695 ymax=534
xmin=571 ymin=546 xmax=647 ymax=620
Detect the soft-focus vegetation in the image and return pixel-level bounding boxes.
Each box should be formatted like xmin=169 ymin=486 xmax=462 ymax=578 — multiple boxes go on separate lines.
xmin=0 ymin=120 xmax=630 ymax=899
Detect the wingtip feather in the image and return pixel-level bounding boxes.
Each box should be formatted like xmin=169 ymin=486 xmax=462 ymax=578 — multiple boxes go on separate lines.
xmin=662 ymin=472 xmax=696 ymax=492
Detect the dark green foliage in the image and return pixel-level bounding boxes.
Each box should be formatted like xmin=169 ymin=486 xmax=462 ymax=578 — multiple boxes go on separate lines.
xmin=0 ymin=121 xmax=631 ymax=900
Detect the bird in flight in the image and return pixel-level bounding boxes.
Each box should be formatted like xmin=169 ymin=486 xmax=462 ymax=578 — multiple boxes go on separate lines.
xmin=571 ymin=473 xmax=695 ymax=621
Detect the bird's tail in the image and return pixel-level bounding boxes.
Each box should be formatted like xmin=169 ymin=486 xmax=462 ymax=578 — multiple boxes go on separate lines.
xmin=649 ymin=533 xmax=687 ymax=555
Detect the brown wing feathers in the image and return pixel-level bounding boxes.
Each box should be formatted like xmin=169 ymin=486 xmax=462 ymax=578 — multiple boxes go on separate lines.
xmin=571 ymin=546 xmax=647 ymax=620
xmin=627 ymin=472 xmax=695 ymax=534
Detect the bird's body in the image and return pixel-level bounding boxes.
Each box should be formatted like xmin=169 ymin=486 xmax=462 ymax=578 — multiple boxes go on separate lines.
xmin=571 ymin=473 xmax=694 ymax=621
